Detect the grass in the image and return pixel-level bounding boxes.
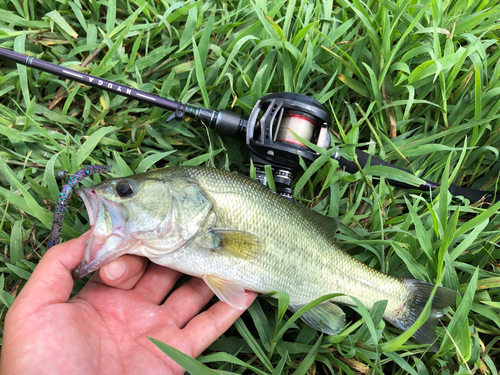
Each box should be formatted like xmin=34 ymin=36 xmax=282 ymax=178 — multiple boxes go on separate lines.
xmin=1 ymin=0 xmax=500 ymax=373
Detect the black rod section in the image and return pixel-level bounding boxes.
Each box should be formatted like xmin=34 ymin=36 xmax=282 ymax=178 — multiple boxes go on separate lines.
xmin=0 ymin=47 xmax=248 ymax=135
xmin=336 ymin=149 xmax=496 ymax=204
xmin=0 ymin=47 xmax=181 ymax=112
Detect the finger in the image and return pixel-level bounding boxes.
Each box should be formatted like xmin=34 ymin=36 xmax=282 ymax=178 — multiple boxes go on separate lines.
xmin=183 ymin=291 xmax=258 ymax=356
xmin=161 ymin=276 xmax=215 ymax=327
xmin=133 ymin=264 xmax=182 ymax=304
xmin=91 ymin=255 xmax=148 ymax=290
xmin=11 ymin=232 xmax=91 ymax=313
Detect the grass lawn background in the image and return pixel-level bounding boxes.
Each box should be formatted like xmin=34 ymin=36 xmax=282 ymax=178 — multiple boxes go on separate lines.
xmin=1 ymin=0 xmax=500 ymax=373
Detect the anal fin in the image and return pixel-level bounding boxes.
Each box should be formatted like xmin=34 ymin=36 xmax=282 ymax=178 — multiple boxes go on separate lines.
xmin=203 ymin=275 xmax=247 ymax=310
xmin=289 ymin=302 xmax=346 ymax=335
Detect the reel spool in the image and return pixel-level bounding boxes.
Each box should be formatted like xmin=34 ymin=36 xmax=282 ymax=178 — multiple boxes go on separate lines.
xmin=245 ymin=93 xmax=332 ymax=199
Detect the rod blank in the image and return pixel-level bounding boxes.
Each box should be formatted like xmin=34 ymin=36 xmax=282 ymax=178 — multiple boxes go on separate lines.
xmin=0 ymin=47 xmax=181 ymax=112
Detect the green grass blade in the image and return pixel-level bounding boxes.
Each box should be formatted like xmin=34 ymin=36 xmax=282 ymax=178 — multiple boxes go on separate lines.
xmin=149 ymin=338 xmax=219 ymax=375
xmin=9 ymin=220 xmax=24 ymax=265
xmin=292 ymin=334 xmax=323 ymax=375
xmin=234 ymin=318 xmax=274 ymax=373
xmin=45 ymin=10 xmax=78 ymax=38
xmin=199 ymin=352 xmax=270 ymax=375
xmin=439 ymin=268 xmax=478 ymax=361
xmin=247 ymin=299 xmax=272 ymax=351
xmin=72 ymin=127 xmax=116 ymax=169
xmin=192 ymin=37 xmax=210 ymax=108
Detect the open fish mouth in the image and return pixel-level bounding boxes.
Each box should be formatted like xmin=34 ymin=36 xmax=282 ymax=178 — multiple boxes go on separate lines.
xmin=72 ymin=187 xmax=129 ymax=279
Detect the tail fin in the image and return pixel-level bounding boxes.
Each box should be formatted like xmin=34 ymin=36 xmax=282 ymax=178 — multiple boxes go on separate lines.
xmin=392 ymin=279 xmax=456 ymax=351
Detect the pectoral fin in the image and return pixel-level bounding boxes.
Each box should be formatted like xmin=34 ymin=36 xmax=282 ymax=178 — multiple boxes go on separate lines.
xmin=203 ymin=275 xmax=247 ymax=310
xmin=209 ymin=229 xmax=264 ymax=259
xmin=289 ymin=302 xmax=346 ymax=335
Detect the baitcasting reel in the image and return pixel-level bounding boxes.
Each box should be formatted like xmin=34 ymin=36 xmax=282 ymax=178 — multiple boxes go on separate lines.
xmin=205 ymin=92 xmax=335 ymax=199
xmin=246 ymin=93 xmax=332 ymax=198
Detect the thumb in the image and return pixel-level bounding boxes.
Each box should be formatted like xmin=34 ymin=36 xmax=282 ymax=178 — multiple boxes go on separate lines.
xmin=11 ymin=232 xmax=90 ymax=314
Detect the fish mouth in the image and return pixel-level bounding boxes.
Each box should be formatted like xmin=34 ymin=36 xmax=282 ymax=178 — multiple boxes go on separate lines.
xmin=73 ymin=187 xmax=130 ymax=279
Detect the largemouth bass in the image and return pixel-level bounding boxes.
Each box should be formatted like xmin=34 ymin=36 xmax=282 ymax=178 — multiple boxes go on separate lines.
xmin=73 ymin=166 xmax=456 ymax=347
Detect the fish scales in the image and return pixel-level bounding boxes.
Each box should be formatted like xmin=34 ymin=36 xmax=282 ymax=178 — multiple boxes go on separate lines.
xmin=73 ymin=166 xmax=456 ymax=348
xmin=186 ymin=168 xmax=405 ymax=308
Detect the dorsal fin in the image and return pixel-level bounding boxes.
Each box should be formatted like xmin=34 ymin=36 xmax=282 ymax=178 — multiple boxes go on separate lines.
xmin=293 ymin=204 xmax=341 ymax=236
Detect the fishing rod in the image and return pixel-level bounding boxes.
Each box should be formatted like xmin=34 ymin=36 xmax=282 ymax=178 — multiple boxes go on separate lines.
xmin=0 ymin=47 xmax=496 ymax=204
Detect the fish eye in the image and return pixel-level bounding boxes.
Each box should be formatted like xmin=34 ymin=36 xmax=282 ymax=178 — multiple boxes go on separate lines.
xmin=116 ymin=180 xmax=135 ymax=198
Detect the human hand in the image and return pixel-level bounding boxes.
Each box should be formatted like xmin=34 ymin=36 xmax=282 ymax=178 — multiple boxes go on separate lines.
xmin=0 ymin=233 xmax=257 ymax=375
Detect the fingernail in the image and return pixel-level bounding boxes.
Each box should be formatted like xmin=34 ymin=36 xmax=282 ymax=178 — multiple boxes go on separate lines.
xmin=104 ymin=259 xmax=126 ymax=281
xmin=245 ymin=291 xmax=257 ymax=306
